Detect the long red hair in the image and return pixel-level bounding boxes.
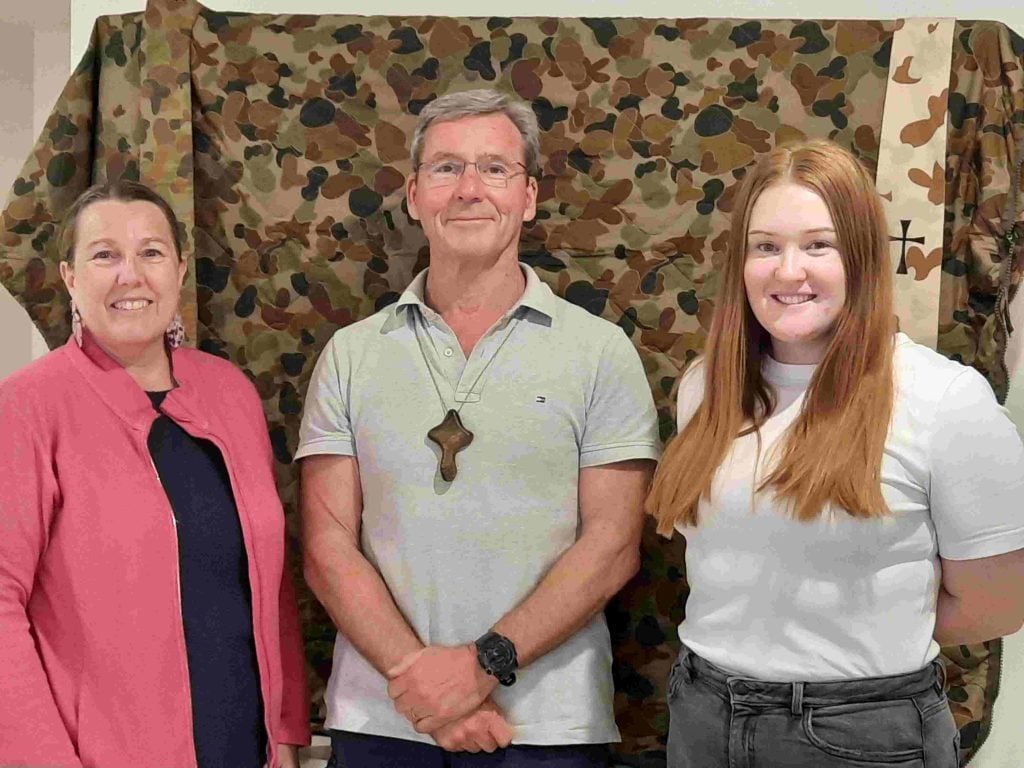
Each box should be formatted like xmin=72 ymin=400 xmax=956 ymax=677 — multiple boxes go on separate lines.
xmin=647 ymin=140 xmax=896 ymax=533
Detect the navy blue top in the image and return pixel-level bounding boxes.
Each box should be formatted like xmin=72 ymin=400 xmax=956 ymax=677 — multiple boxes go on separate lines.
xmin=146 ymin=391 xmax=266 ymax=768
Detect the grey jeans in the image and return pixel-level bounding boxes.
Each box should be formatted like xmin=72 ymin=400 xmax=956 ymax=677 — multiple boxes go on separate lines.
xmin=667 ymin=646 xmax=961 ymax=768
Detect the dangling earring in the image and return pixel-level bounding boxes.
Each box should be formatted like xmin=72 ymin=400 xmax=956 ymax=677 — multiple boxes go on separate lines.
xmin=71 ymin=300 xmax=84 ymax=348
xmin=165 ymin=311 xmax=185 ymax=350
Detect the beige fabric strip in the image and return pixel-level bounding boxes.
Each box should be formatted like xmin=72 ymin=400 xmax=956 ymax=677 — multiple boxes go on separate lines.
xmin=875 ymin=18 xmax=955 ymax=349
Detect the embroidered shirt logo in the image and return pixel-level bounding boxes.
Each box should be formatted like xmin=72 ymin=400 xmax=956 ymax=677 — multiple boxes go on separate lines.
xmin=535 ymin=395 xmax=546 ymax=403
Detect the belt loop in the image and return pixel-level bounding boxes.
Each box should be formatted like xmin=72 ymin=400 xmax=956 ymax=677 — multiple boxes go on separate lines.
xmin=680 ymin=647 xmax=696 ymax=683
xmin=790 ymin=681 xmax=804 ymax=715
xmin=936 ymin=658 xmax=948 ymax=692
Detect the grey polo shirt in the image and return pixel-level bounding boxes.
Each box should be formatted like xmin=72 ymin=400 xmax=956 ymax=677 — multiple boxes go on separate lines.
xmin=296 ymin=264 xmax=660 ymax=746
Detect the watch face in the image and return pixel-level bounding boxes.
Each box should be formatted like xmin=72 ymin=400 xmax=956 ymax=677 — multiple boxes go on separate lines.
xmin=484 ymin=639 xmax=516 ymax=672
xmin=478 ymin=632 xmax=518 ymax=678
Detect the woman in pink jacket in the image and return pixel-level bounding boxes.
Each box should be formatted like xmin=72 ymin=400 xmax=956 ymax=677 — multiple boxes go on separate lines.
xmin=0 ymin=181 xmax=310 ymax=768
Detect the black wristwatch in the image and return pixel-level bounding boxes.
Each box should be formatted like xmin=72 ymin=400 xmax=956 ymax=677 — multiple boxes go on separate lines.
xmin=475 ymin=631 xmax=518 ymax=686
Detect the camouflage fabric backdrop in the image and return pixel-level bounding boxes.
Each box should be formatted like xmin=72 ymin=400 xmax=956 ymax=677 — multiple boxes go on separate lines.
xmin=1 ymin=1 xmax=1021 ymax=764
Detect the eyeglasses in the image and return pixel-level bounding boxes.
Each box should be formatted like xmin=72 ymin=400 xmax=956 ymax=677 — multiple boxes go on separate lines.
xmin=416 ymin=158 xmax=530 ymax=188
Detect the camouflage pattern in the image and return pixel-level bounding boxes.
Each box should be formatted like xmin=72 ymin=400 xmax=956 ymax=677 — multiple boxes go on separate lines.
xmin=943 ymin=21 xmax=1024 ymax=406
xmin=1 ymin=1 xmax=1021 ymax=763
xmin=139 ymin=0 xmax=201 ymax=340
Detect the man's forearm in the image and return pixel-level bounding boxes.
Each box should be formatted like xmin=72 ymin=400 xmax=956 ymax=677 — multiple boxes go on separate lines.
xmin=490 ymin=460 xmax=650 ymax=668
xmin=305 ymin=539 xmax=423 ymax=675
xmin=382 ymin=533 xmax=636 ymax=736
xmin=491 ymin=532 xmax=639 ymax=667
xmin=383 ymin=460 xmax=650 ymax=731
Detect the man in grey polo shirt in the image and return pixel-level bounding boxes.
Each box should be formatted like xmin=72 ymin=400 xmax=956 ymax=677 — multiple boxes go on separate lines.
xmin=298 ymin=89 xmax=659 ymax=767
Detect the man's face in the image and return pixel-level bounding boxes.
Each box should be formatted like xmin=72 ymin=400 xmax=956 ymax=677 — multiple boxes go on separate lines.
xmin=407 ymin=113 xmax=538 ymax=263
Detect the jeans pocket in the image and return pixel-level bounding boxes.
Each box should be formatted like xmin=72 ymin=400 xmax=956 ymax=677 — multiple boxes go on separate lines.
xmin=666 ymin=663 xmax=728 ymax=768
xmin=802 ymin=699 xmax=925 ymax=764
xmin=918 ymin=694 xmax=959 ymax=768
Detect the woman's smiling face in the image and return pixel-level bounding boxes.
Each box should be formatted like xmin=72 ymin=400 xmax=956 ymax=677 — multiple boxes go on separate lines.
xmin=59 ymin=199 xmax=185 ymax=364
xmin=743 ymin=181 xmax=847 ymax=365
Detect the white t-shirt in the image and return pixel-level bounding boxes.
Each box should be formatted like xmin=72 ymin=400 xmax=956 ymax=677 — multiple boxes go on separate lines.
xmin=675 ymin=333 xmax=1024 ymax=681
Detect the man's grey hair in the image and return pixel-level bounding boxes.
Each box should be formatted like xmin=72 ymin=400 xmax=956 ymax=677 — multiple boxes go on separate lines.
xmin=410 ymin=89 xmax=541 ymax=177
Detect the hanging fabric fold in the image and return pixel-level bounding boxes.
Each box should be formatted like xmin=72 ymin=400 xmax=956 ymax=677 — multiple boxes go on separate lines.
xmin=138 ymin=0 xmax=201 ymax=343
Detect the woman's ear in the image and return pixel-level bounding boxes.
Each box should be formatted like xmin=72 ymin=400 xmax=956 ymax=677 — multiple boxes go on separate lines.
xmin=59 ymin=260 xmax=75 ymax=295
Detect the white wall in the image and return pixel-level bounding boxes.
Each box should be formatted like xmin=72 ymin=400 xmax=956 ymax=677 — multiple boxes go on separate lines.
xmin=0 ymin=21 xmax=36 ymax=380
xmin=0 ymin=2 xmax=68 ymax=380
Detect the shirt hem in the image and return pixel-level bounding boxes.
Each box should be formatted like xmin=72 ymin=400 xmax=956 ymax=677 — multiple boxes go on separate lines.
xmin=293 ymin=440 xmax=355 ymax=460
xmin=325 ymin=719 xmax=619 ymax=747
xmin=938 ymin=531 xmax=1024 ymax=561
xmin=679 ymin=633 xmax=942 ymax=682
xmin=580 ymin=443 xmax=660 ymax=468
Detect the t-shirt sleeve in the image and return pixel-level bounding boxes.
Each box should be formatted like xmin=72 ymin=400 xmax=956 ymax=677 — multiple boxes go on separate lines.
xmin=295 ymin=335 xmax=356 ymax=459
xmin=579 ymin=329 xmax=661 ymax=467
xmin=928 ymin=367 xmax=1024 ymax=561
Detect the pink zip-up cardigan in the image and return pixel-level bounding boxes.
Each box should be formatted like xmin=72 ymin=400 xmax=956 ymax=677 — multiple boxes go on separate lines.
xmin=0 ymin=334 xmax=311 ymax=767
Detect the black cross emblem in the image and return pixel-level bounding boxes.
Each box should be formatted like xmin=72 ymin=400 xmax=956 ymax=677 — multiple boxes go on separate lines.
xmin=890 ymin=219 xmax=926 ymax=275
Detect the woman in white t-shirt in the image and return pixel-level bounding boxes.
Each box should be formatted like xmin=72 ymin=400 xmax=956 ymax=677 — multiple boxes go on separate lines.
xmin=646 ymin=139 xmax=1024 ymax=768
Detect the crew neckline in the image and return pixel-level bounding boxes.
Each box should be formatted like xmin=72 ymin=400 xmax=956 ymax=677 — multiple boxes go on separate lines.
xmin=762 ymin=355 xmax=817 ymax=386
xmin=763 ymin=332 xmax=908 ymax=387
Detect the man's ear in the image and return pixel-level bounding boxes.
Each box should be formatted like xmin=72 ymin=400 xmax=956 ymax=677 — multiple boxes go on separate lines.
xmin=406 ymin=173 xmax=420 ymax=221
xmin=522 ymin=175 xmax=538 ymax=222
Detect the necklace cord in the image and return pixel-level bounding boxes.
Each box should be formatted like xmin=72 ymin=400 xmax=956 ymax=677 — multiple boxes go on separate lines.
xmin=414 ymin=307 xmax=523 ymax=419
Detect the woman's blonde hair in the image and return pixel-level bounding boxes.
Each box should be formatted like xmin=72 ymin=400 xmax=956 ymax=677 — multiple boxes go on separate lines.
xmin=647 ymin=139 xmax=896 ymax=533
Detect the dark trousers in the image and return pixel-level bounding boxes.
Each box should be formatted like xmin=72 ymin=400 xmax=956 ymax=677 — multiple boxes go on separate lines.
xmin=667 ymin=645 xmax=961 ymax=768
xmin=329 ymin=730 xmax=610 ymax=768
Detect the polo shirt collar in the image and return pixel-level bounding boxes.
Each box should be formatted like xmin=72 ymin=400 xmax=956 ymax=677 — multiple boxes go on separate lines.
xmin=517 ymin=264 xmax=558 ymax=319
xmin=392 ymin=263 xmax=557 ymax=323
xmin=395 ymin=268 xmax=430 ymax=311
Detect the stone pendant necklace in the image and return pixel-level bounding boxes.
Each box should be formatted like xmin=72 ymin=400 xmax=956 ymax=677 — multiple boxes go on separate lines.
xmin=419 ymin=314 xmax=520 ymax=482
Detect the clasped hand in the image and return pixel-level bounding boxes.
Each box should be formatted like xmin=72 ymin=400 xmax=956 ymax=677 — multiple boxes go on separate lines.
xmin=387 ymin=645 xmax=512 ymax=752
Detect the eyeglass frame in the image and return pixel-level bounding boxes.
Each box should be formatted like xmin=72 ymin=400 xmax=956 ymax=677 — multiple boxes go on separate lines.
xmin=413 ymin=155 xmax=533 ymax=189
